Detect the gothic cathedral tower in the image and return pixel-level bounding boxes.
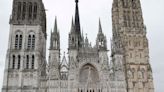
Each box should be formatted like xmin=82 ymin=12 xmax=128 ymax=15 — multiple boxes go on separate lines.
xmin=111 ymin=0 xmax=154 ymax=92
xmin=2 ymin=0 xmax=47 ymax=92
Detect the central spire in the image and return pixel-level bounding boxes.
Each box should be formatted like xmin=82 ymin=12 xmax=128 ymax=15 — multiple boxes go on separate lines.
xmin=75 ymin=0 xmax=81 ymax=35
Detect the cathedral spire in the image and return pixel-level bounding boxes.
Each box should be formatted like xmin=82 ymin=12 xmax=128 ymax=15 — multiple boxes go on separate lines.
xmin=75 ymin=0 xmax=81 ymax=34
xmin=99 ymin=19 xmax=103 ymax=33
xmin=54 ymin=17 xmax=58 ymax=33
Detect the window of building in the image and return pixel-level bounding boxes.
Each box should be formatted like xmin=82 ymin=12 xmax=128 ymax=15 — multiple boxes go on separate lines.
xmin=15 ymin=32 xmax=23 ymax=50
xmin=15 ymin=35 xmax=19 ymax=49
xmin=28 ymin=33 xmax=35 ymax=50
xmin=33 ymin=3 xmax=37 ymax=19
xmin=28 ymin=2 xmax=32 ymax=19
xmin=22 ymin=2 xmax=26 ymax=20
xmin=28 ymin=35 xmax=32 ymax=49
xmin=26 ymin=55 xmax=29 ymax=69
xmin=32 ymin=35 xmax=35 ymax=49
xmin=17 ymin=2 xmax=22 ymax=20
xmin=12 ymin=55 xmax=15 ymax=69
xmin=19 ymin=35 xmax=22 ymax=49
xmin=18 ymin=55 xmax=21 ymax=69
xmin=32 ymin=55 xmax=35 ymax=69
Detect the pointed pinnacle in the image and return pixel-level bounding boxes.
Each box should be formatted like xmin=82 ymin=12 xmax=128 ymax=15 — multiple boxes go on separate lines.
xmin=99 ymin=18 xmax=102 ymax=33
xmin=54 ymin=17 xmax=58 ymax=33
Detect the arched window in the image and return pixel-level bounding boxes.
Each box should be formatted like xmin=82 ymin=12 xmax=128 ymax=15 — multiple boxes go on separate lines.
xmin=18 ymin=55 xmax=21 ymax=69
xmin=33 ymin=3 xmax=38 ymax=19
xmin=15 ymin=32 xmax=23 ymax=50
xmin=22 ymin=2 xmax=26 ymax=20
xmin=32 ymin=35 xmax=35 ymax=49
xmin=32 ymin=55 xmax=35 ymax=69
xmin=28 ymin=35 xmax=32 ymax=49
xmin=28 ymin=2 xmax=32 ymax=19
xmin=19 ymin=35 xmax=22 ymax=49
xmin=17 ymin=2 xmax=22 ymax=20
xmin=12 ymin=55 xmax=15 ymax=69
xmin=26 ymin=55 xmax=29 ymax=69
xmin=15 ymin=35 xmax=19 ymax=49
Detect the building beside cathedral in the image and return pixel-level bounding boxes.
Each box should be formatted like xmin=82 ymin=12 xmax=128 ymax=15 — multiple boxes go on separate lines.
xmin=2 ymin=0 xmax=154 ymax=92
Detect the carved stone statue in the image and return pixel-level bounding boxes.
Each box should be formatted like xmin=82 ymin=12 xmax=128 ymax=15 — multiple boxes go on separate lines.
xmin=127 ymin=70 xmax=133 ymax=78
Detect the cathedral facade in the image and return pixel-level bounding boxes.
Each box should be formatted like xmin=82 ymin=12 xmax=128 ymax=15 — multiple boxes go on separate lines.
xmin=2 ymin=0 xmax=154 ymax=92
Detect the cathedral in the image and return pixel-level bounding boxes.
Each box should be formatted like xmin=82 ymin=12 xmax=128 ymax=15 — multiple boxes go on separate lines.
xmin=2 ymin=0 xmax=154 ymax=92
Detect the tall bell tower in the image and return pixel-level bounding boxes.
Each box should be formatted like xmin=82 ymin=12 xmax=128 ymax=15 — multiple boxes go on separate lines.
xmin=2 ymin=0 xmax=47 ymax=92
xmin=111 ymin=0 xmax=154 ymax=92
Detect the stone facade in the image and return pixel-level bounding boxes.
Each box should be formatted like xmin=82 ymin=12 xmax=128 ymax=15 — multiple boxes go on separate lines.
xmin=2 ymin=0 xmax=154 ymax=92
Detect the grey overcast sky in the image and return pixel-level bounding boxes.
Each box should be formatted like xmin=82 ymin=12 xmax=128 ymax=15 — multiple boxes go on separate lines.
xmin=0 ymin=0 xmax=164 ymax=91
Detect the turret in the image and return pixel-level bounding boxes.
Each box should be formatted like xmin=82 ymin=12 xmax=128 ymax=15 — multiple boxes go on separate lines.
xmin=48 ymin=17 xmax=60 ymax=80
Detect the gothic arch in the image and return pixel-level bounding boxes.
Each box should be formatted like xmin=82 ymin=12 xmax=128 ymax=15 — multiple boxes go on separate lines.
xmin=79 ymin=63 xmax=100 ymax=85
